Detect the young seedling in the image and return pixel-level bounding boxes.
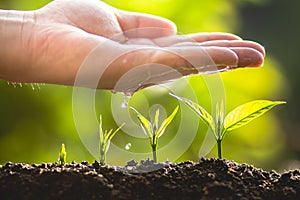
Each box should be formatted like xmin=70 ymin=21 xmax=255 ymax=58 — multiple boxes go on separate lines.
xmin=170 ymin=93 xmax=286 ymax=159
xmin=58 ymin=143 xmax=67 ymax=165
xmin=99 ymin=115 xmax=125 ymax=166
xmin=130 ymin=106 xmax=179 ymax=163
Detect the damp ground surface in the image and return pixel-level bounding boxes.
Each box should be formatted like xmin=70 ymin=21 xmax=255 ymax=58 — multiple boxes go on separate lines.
xmin=0 ymin=158 xmax=300 ymax=200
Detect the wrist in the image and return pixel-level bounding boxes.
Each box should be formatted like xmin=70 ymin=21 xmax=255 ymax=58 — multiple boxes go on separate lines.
xmin=0 ymin=9 xmax=36 ymax=82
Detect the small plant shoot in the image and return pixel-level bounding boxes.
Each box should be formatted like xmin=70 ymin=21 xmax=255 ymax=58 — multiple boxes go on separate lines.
xmin=170 ymin=93 xmax=286 ymax=159
xmin=99 ymin=115 xmax=125 ymax=166
xmin=130 ymin=106 xmax=179 ymax=163
xmin=58 ymin=143 xmax=67 ymax=165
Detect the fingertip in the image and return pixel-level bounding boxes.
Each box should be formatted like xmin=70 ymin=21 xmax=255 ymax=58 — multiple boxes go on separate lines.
xmin=151 ymin=15 xmax=177 ymax=33
xmin=241 ymin=40 xmax=266 ymax=57
xmin=164 ymin=17 xmax=177 ymax=34
xmin=230 ymin=47 xmax=265 ymax=68
xmin=188 ymin=32 xmax=242 ymax=42
xmin=200 ymin=40 xmax=266 ymax=58
xmin=205 ymin=47 xmax=239 ymax=68
xmin=212 ymin=32 xmax=243 ymax=40
xmin=116 ymin=10 xmax=177 ymax=38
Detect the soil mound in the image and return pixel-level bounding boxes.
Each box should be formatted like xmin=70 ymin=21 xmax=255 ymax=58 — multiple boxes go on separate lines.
xmin=1 ymin=158 xmax=299 ymax=199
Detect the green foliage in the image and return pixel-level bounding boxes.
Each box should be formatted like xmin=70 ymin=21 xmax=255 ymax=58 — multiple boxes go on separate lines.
xmin=171 ymin=93 xmax=285 ymax=159
xmin=223 ymin=100 xmax=286 ymax=134
xmin=169 ymin=93 xmax=216 ymax=135
xmin=58 ymin=143 xmax=66 ymax=165
xmin=130 ymin=106 xmax=179 ymax=162
xmin=99 ymin=115 xmax=124 ymax=165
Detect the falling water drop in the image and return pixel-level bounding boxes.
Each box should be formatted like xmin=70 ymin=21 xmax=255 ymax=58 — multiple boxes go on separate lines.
xmin=121 ymin=96 xmax=129 ymax=108
xmin=30 ymin=83 xmax=35 ymax=90
xmin=11 ymin=82 xmax=17 ymax=88
xmin=111 ymin=90 xmax=133 ymax=108
xmin=125 ymin=143 xmax=131 ymax=150
xmin=35 ymin=83 xmax=41 ymax=90
xmin=121 ymin=93 xmax=132 ymax=108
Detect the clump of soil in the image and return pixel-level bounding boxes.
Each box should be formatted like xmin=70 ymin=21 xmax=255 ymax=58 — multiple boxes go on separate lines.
xmin=0 ymin=158 xmax=300 ymax=200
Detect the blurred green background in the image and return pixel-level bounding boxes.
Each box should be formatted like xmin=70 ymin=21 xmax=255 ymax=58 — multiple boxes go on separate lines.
xmin=0 ymin=0 xmax=298 ymax=171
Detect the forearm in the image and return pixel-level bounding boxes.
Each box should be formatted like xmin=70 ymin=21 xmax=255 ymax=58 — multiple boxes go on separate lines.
xmin=0 ymin=9 xmax=35 ymax=82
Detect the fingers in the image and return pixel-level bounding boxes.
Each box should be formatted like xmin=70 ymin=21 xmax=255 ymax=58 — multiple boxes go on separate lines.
xmin=115 ymin=10 xmax=177 ymax=38
xmin=153 ymin=46 xmax=239 ymax=74
xmin=152 ymin=37 xmax=265 ymax=67
xmin=152 ymin=32 xmax=241 ymax=46
xmin=98 ymin=45 xmax=239 ymax=91
xmin=80 ymin=39 xmax=265 ymax=92
xmin=199 ymin=40 xmax=265 ymax=57
xmin=188 ymin=32 xmax=242 ymax=42
xmin=124 ymin=34 xmax=265 ymax=68
xmin=230 ymin=47 xmax=264 ymax=67
xmin=198 ymin=40 xmax=265 ymax=67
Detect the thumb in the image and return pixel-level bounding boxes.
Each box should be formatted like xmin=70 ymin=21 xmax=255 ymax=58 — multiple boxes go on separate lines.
xmin=115 ymin=10 xmax=177 ymax=38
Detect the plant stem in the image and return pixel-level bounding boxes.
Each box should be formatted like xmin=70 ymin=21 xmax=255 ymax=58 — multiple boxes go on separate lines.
xmin=217 ymin=139 xmax=222 ymax=159
xmin=152 ymin=144 xmax=157 ymax=163
xmin=99 ymin=152 xmax=106 ymax=166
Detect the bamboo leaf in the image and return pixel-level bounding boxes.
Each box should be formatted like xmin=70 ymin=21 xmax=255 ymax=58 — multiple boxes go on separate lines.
xmin=130 ymin=107 xmax=153 ymax=137
xmin=224 ymin=100 xmax=286 ymax=132
xmin=170 ymin=93 xmax=215 ymax=132
xmin=156 ymin=106 xmax=179 ymax=138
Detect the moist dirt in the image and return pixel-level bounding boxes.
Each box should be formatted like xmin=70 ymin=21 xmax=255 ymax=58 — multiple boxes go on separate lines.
xmin=0 ymin=158 xmax=300 ymax=200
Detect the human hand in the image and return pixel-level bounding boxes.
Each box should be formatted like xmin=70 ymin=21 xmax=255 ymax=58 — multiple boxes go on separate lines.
xmin=0 ymin=0 xmax=265 ymax=92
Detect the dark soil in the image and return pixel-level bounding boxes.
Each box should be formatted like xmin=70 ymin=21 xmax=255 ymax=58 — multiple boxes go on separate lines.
xmin=0 ymin=158 xmax=300 ymax=200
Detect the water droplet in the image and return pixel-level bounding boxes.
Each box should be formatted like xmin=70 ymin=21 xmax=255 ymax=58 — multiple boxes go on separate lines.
xmin=121 ymin=93 xmax=131 ymax=108
xmin=121 ymin=102 xmax=127 ymax=108
xmin=124 ymin=91 xmax=133 ymax=98
xmin=11 ymin=82 xmax=17 ymax=88
xmin=125 ymin=143 xmax=131 ymax=150
xmin=35 ymin=83 xmax=41 ymax=90
xmin=30 ymin=83 xmax=35 ymax=90
xmin=121 ymin=96 xmax=128 ymax=108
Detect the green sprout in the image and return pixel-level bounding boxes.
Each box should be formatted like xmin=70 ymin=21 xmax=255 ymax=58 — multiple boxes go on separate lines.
xmin=58 ymin=143 xmax=67 ymax=165
xmin=170 ymin=93 xmax=286 ymax=159
xmin=99 ymin=115 xmax=125 ymax=166
xmin=130 ymin=106 xmax=179 ymax=163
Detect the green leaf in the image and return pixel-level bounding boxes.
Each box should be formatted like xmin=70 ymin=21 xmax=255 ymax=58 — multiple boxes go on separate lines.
xmin=102 ymin=139 xmax=111 ymax=155
xmin=107 ymin=123 xmax=125 ymax=141
xmin=99 ymin=115 xmax=104 ymax=144
xmin=59 ymin=143 xmax=67 ymax=165
xmin=98 ymin=115 xmax=124 ymax=158
xmin=153 ymin=109 xmax=160 ymax=134
xmin=130 ymin=107 xmax=153 ymax=138
xmin=156 ymin=106 xmax=179 ymax=138
xmin=170 ymin=93 xmax=215 ymax=132
xmin=215 ymin=101 xmax=225 ymax=138
xmin=105 ymin=129 xmax=113 ymax=141
xmin=224 ymin=100 xmax=286 ymax=133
